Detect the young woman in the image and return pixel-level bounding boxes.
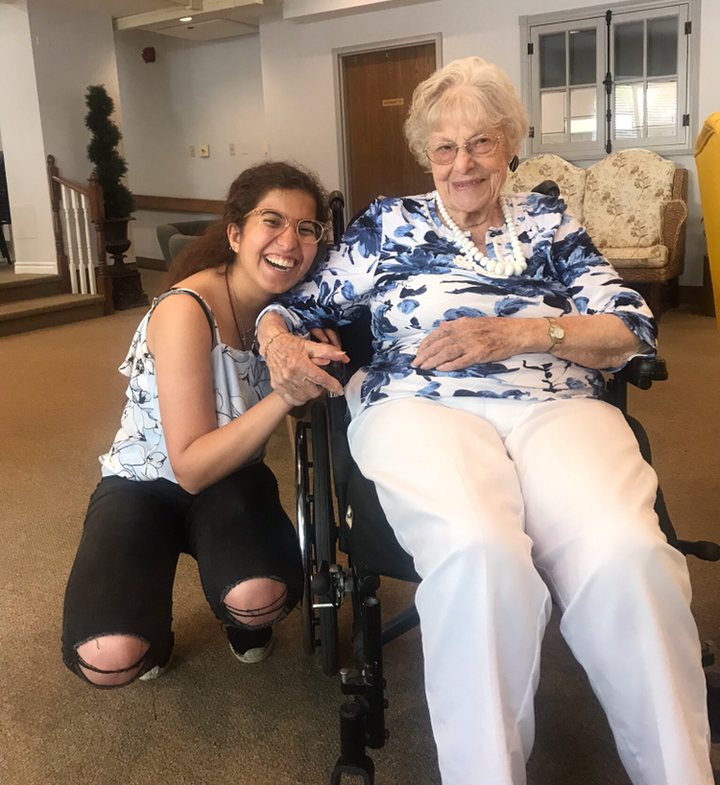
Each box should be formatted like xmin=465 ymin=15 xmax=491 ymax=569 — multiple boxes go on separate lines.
xmin=62 ymin=161 xmax=329 ymax=687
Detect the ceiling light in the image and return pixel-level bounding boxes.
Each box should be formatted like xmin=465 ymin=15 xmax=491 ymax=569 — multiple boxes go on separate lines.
xmin=179 ymin=16 xmax=193 ymax=22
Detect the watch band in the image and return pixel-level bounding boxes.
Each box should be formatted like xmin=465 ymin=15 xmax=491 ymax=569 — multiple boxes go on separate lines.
xmin=544 ymin=316 xmax=565 ymax=352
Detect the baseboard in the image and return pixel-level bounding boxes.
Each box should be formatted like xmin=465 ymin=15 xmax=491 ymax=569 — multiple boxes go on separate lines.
xmin=680 ymin=285 xmax=702 ymax=304
xmin=136 ymin=256 xmax=167 ymax=271
xmin=680 ymin=282 xmax=715 ymax=317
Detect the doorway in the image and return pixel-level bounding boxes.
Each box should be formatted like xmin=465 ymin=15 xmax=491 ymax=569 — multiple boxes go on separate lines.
xmin=338 ymin=39 xmax=439 ymax=217
xmin=0 ymin=144 xmax=12 ymax=266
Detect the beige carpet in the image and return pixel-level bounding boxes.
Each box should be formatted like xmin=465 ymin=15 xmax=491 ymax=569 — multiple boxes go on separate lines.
xmin=1 ymin=270 xmax=719 ymax=785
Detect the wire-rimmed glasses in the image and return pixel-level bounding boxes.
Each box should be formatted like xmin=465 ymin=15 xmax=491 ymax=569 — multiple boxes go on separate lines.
xmin=425 ymin=132 xmax=503 ymax=165
xmin=245 ymin=208 xmax=326 ymax=244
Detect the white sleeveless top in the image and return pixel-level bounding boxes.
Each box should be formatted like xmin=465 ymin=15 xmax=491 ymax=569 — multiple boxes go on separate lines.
xmin=99 ymin=288 xmax=272 ymax=484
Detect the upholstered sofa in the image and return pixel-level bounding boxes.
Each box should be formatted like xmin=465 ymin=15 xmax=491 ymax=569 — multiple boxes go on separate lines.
xmin=156 ymin=219 xmax=215 ymax=269
xmin=505 ymin=149 xmax=688 ymax=316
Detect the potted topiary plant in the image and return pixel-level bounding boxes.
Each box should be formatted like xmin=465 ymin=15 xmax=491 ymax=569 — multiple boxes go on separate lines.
xmin=85 ymin=84 xmax=147 ymax=309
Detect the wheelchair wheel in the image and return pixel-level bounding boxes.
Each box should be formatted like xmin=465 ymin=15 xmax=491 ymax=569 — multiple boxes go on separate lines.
xmin=295 ymin=420 xmax=315 ymax=657
xmin=310 ymin=402 xmax=340 ymax=676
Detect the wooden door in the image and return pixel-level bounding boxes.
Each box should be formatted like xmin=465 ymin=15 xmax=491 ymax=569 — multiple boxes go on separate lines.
xmin=341 ymin=42 xmax=437 ymax=216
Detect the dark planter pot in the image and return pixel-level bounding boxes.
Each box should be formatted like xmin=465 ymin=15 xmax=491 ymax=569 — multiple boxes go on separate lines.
xmin=103 ymin=216 xmax=148 ymax=311
xmin=104 ymin=216 xmax=133 ymax=257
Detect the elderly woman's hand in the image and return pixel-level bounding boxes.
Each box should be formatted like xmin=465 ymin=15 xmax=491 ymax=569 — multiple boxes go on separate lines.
xmin=412 ymin=317 xmax=548 ymax=371
xmin=264 ymin=331 xmax=348 ymax=406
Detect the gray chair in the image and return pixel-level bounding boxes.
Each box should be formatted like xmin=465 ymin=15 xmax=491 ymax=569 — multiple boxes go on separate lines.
xmin=156 ymin=220 xmax=215 ymax=268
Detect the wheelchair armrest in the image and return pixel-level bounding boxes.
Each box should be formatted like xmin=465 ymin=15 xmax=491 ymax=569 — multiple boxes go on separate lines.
xmin=613 ymin=356 xmax=668 ymax=390
xmin=604 ymin=356 xmax=667 ymax=412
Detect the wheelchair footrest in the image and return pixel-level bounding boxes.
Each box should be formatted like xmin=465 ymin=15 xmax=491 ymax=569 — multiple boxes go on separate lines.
xmin=707 ymin=672 xmax=720 ymax=744
xmin=330 ymin=759 xmax=374 ymax=785
xmin=330 ymin=700 xmax=375 ymax=785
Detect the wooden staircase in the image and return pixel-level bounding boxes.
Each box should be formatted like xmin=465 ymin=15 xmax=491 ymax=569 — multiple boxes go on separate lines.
xmin=0 ymin=267 xmax=105 ymax=337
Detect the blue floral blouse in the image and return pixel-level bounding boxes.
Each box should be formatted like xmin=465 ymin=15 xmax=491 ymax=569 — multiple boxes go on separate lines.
xmin=264 ymin=191 xmax=657 ymax=416
xmin=100 ymin=288 xmax=272 ymax=483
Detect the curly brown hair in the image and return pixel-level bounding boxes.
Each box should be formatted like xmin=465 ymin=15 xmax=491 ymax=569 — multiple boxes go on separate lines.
xmin=165 ymin=160 xmax=330 ymax=287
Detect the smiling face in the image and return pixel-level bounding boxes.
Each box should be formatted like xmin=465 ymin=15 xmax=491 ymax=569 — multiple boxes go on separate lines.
xmin=228 ymin=188 xmax=320 ymax=299
xmin=428 ymin=121 xmax=509 ymax=227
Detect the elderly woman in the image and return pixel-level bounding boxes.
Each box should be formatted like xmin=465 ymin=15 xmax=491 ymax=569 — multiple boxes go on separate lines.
xmin=258 ymin=58 xmax=712 ymax=784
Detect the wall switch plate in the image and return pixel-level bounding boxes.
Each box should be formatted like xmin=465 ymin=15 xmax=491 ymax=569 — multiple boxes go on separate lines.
xmin=189 ymin=145 xmax=196 ymax=157
xmin=199 ymin=144 xmax=210 ymax=157
xmin=229 ymin=143 xmax=236 ymax=156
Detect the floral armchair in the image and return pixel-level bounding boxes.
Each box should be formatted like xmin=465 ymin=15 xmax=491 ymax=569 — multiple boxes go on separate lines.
xmin=505 ymin=149 xmax=688 ymax=317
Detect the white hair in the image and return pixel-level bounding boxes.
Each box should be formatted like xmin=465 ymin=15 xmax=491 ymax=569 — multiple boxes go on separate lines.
xmin=404 ymin=57 xmax=529 ymax=168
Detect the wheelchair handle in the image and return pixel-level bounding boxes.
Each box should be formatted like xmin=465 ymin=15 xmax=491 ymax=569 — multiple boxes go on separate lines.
xmin=329 ymin=191 xmax=345 ymax=249
xmin=531 ymin=179 xmax=560 ymax=199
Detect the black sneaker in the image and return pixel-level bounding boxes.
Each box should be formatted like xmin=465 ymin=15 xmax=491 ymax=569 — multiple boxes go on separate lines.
xmin=227 ymin=626 xmax=274 ymax=664
xmin=139 ymin=633 xmax=174 ymax=681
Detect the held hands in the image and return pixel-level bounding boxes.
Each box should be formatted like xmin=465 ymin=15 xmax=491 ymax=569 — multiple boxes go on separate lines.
xmin=412 ymin=317 xmax=547 ymax=371
xmin=264 ymin=330 xmax=348 ymax=406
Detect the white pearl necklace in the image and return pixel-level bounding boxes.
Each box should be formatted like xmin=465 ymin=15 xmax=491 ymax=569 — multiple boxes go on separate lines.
xmin=434 ymin=191 xmax=527 ymax=278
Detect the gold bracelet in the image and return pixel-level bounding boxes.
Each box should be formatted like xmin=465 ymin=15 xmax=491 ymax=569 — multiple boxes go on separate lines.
xmin=263 ymin=332 xmax=285 ymax=355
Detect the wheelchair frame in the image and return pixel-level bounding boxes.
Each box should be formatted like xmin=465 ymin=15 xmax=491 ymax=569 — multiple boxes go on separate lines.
xmin=294 ymin=187 xmax=720 ymax=784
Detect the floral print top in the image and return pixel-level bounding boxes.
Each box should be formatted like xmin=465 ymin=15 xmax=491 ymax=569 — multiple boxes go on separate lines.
xmin=264 ymin=191 xmax=656 ymax=416
xmin=100 ymin=288 xmax=272 ymax=483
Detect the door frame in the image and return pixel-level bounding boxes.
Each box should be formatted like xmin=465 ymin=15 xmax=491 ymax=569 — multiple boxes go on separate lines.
xmin=332 ymin=33 xmax=443 ymax=217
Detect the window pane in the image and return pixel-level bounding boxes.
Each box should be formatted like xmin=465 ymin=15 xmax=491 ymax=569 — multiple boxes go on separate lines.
xmin=570 ymin=88 xmax=597 ymax=141
xmin=647 ymin=80 xmax=677 ymax=136
xmin=647 ymin=17 xmax=677 ymax=77
xmin=615 ymin=22 xmax=644 ymax=81
xmin=569 ymin=29 xmax=596 ymax=85
xmin=541 ymin=90 xmax=567 ymax=143
xmin=614 ymin=83 xmax=644 ymax=139
xmin=540 ymin=33 xmax=566 ymax=88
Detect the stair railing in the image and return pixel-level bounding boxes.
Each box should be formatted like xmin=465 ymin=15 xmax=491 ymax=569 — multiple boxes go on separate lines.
xmin=47 ymin=155 xmax=113 ymax=315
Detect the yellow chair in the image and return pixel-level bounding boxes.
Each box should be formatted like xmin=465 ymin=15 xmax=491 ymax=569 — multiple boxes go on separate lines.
xmin=695 ymin=112 xmax=720 ymax=327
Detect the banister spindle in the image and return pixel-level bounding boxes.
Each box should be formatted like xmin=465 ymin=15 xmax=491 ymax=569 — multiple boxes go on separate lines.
xmin=71 ymin=188 xmax=86 ymax=294
xmin=61 ymin=184 xmax=78 ymax=294
xmin=80 ymin=193 xmax=96 ymax=295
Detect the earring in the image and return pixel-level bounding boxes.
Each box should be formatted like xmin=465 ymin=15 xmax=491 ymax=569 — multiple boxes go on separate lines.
xmin=508 ymin=155 xmax=520 ymax=172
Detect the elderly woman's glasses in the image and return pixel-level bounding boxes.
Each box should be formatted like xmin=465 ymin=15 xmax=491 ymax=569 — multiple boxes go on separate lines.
xmin=425 ymin=133 xmax=503 ymax=165
xmin=245 ymin=208 xmax=325 ymax=244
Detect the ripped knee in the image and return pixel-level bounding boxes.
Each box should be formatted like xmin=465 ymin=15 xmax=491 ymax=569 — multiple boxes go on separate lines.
xmin=75 ymin=634 xmax=149 ymax=688
xmin=223 ymin=577 xmax=289 ymax=627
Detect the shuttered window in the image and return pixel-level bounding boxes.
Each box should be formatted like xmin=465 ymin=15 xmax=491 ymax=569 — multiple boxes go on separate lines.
xmin=521 ymin=0 xmax=696 ymax=158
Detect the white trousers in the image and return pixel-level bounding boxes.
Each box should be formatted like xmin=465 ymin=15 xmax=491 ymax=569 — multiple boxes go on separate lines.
xmin=347 ymin=396 xmax=712 ymax=785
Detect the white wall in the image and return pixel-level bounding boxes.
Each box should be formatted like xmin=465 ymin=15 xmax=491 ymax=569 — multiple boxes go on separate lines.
xmin=258 ymin=0 xmax=720 ymax=285
xmin=114 ymin=29 xmax=266 ymax=258
xmin=0 ymin=0 xmax=125 ymax=273
xmin=0 ymin=1 xmax=56 ymax=274
xmin=29 ymin=0 xmax=122 ymax=184
xmin=113 ymin=0 xmax=720 ymax=281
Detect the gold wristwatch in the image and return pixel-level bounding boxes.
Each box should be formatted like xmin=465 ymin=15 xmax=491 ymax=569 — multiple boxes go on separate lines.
xmin=544 ymin=316 xmax=565 ymax=353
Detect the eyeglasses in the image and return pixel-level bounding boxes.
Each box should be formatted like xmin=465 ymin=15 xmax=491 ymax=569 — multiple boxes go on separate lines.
xmin=245 ymin=208 xmax=325 ymax=245
xmin=425 ymin=132 xmax=503 ymax=165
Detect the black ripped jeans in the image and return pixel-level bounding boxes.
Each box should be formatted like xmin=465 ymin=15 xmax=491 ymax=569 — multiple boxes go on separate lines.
xmin=62 ymin=462 xmax=303 ymax=681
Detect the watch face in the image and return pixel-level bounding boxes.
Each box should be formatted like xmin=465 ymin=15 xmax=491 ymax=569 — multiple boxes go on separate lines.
xmin=550 ymin=325 xmax=564 ymax=341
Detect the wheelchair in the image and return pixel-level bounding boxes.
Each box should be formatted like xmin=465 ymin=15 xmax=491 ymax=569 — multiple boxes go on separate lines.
xmin=295 ymin=186 xmax=720 ymax=784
